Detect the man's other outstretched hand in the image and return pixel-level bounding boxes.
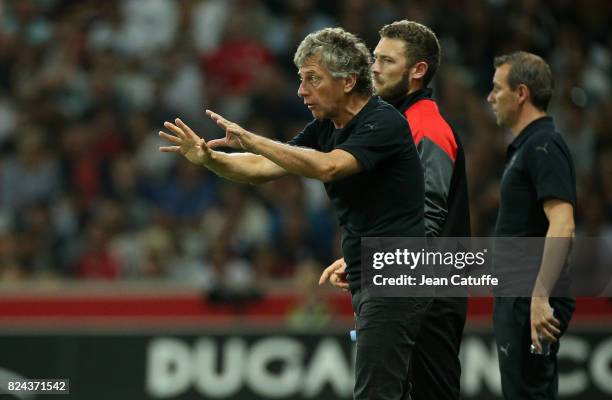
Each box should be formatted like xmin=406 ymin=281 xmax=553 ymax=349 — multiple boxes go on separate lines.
xmin=206 ymin=109 xmax=253 ymax=151
xmin=159 ymin=118 xmax=212 ymax=166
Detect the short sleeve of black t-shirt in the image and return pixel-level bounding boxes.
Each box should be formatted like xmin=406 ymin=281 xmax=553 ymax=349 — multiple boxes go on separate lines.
xmin=335 ymin=115 xmax=408 ymax=171
xmin=524 ymin=132 xmax=576 ymax=206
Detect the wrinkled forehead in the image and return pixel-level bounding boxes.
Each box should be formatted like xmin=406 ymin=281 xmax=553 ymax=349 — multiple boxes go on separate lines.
xmin=298 ymin=53 xmax=328 ymax=76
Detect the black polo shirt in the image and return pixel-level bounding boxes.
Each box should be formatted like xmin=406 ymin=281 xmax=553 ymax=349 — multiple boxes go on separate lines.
xmin=288 ymin=96 xmax=425 ymax=289
xmin=495 ymin=116 xmax=576 ymax=236
xmin=494 ymin=116 xmax=576 ymax=295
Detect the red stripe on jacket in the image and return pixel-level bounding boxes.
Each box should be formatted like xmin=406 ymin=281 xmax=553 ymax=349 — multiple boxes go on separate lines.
xmin=404 ymin=99 xmax=457 ymax=162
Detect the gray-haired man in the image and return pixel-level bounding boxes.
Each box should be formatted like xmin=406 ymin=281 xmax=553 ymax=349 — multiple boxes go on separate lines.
xmin=159 ymin=27 xmax=429 ymax=399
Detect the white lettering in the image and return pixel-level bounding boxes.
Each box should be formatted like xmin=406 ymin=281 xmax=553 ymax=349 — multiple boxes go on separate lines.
xmin=384 ymin=252 xmax=395 ymax=266
xmin=558 ymin=335 xmax=589 ymax=396
xmin=193 ymin=338 xmax=244 ymax=398
xmin=459 ymin=338 xmax=501 ymax=397
xmin=409 ymin=251 xmax=420 ymax=269
xmin=146 ymin=338 xmax=192 ymax=398
xmin=590 ymin=336 xmax=612 ymax=394
xmin=246 ymin=337 xmax=304 ymax=398
xmin=373 ymin=252 xmax=384 ymax=269
xmin=302 ymin=338 xmax=353 ymax=398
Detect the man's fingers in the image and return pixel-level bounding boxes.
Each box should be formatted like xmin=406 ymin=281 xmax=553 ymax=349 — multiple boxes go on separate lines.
xmin=319 ymin=267 xmax=333 ymax=285
xmin=319 ymin=258 xmax=346 ymax=285
xmin=175 ymin=118 xmax=200 ymax=140
xmin=330 ymin=258 xmax=346 ymax=272
xmin=533 ymin=320 xmax=560 ymax=344
xmin=159 ymin=131 xmax=181 ymax=144
xmin=548 ymin=321 xmax=561 ymax=336
xmin=537 ymin=316 xmax=561 ymax=336
xmin=159 ymin=146 xmax=180 ymax=153
xmin=330 ymin=273 xmax=349 ymax=289
xmin=549 ymin=316 xmax=561 ymax=328
xmin=207 ymin=138 xmax=229 ymax=149
xmin=205 ymin=109 xmax=230 ymax=129
xmin=539 ymin=327 xmax=558 ymax=342
xmin=542 ymin=322 xmax=561 ymax=338
xmin=164 ymin=121 xmax=186 ymax=139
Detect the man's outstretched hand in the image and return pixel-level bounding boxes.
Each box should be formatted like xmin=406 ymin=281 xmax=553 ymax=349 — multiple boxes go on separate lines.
xmin=159 ymin=118 xmax=212 ymax=165
xmin=206 ymin=109 xmax=253 ymax=150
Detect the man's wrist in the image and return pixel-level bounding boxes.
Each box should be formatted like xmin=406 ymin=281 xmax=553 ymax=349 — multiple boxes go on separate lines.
xmin=531 ymin=295 xmax=550 ymax=303
xmin=203 ymin=149 xmax=216 ymax=167
xmin=243 ymin=131 xmax=260 ymax=154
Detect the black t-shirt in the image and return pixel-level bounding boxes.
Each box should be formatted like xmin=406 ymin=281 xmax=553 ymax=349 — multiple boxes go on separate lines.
xmin=494 ymin=116 xmax=576 ymax=295
xmin=495 ymin=116 xmax=576 ymax=237
xmin=289 ymin=96 xmax=425 ymax=289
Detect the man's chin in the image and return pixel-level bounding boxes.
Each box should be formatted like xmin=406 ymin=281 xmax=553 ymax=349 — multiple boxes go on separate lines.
xmin=495 ymin=117 xmax=509 ymax=128
xmin=374 ymin=86 xmax=388 ymax=98
xmin=375 ymin=86 xmax=405 ymax=103
xmin=310 ymin=109 xmax=325 ymax=120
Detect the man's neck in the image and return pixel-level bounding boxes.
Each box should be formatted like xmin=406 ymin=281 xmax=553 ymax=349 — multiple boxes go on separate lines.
xmin=510 ymin=106 xmax=548 ymax=137
xmin=332 ymin=94 xmax=371 ymax=129
xmin=407 ymin=81 xmax=423 ymax=95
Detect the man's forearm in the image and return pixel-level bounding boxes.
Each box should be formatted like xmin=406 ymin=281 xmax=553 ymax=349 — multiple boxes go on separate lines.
xmin=245 ymin=134 xmax=338 ymax=182
xmin=532 ymin=224 xmax=574 ymax=297
xmin=205 ymin=151 xmax=286 ymax=184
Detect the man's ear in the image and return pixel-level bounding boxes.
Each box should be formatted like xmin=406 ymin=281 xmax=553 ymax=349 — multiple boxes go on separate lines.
xmin=344 ymin=74 xmax=357 ymax=93
xmin=517 ymin=83 xmax=530 ymax=105
xmin=411 ymin=61 xmax=429 ymax=81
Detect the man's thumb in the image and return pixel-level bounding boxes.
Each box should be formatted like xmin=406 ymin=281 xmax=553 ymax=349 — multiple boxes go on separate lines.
xmin=207 ymin=138 xmax=226 ymax=149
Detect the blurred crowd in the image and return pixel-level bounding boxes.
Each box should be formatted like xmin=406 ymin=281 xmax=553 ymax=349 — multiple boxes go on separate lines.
xmin=0 ymin=0 xmax=611 ymax=290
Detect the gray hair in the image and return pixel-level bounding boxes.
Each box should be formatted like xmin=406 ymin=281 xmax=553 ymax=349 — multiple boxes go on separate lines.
xmin=294 ymin=27 xmax=373 ymax=96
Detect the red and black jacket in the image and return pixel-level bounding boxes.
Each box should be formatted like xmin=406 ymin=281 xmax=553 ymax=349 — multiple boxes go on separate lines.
xmin=392 ymin=88 xmax=471 ymax=237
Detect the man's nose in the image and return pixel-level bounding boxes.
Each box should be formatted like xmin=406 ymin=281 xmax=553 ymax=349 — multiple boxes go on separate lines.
xmin=371 ymin=61 xmax=380 ymax=75
xmin=297 ymin=81 xmax=307 ymax=98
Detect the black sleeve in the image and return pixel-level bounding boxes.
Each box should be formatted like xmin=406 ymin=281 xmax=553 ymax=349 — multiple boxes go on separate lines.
xmin=287 ymin=119 xmax=319 ymax=149
xmin=525 ymin=133 xmax=576 ymax=206
xmin=418 ymin=138 xmax=454 ymax=237
xmin=336 ymin=114 xmax=411 ymax=171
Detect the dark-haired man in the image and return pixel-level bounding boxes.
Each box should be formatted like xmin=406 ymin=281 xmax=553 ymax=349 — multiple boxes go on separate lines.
xmin=320 ymin=20 xmax=470 ymax=400
xmin=487 ymin=51 xmax=576 ymax=400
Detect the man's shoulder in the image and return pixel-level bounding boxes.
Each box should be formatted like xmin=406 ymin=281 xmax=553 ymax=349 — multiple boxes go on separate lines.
xmin=404 ymin=99 xmax=451 ymax=131
xmin=302 ymin=117 xmax=332 ymax=135
xmin=355 ymin=100 xmax=408 ymax=144
xmin=363 ymin=96 xmax=406 ymax=124
xmin=404 ymin=99 xmax=458 ymax=158
xmin=524 ymin=129 xmax=570 ymax=154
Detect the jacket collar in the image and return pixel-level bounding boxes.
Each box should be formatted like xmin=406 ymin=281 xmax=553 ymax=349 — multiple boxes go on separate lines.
xmin=390 ymin=88 xmax=433 ymax=113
